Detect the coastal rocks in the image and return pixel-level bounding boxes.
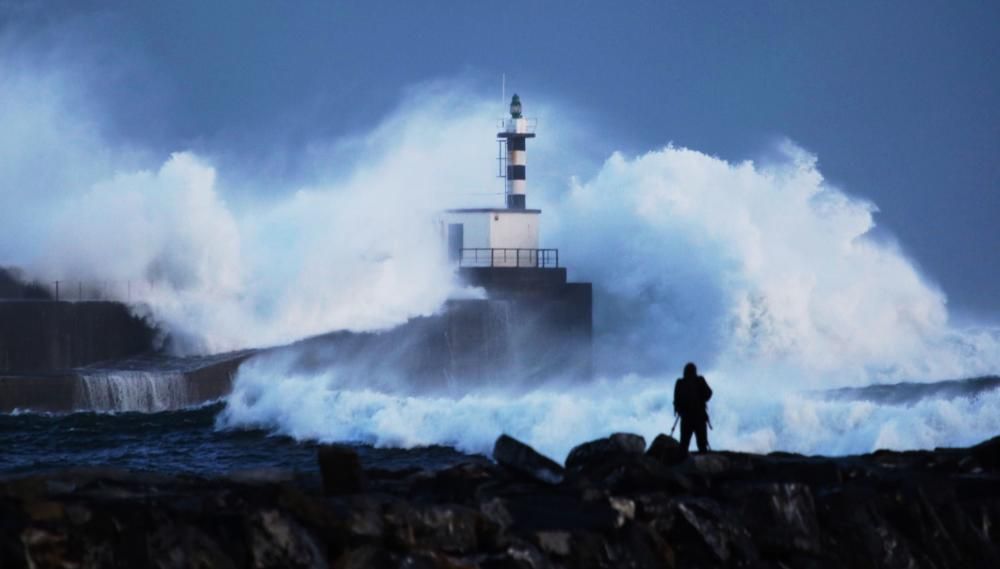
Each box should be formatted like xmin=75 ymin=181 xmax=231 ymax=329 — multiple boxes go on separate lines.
xmin=493 ymin=434 xmax=564 ymax=485
xmin=646 ymin=434 xmax=684 ymax=465
xmin=972 ymin=434 xmax=1000 ymax=470
xmin=564 ymin=432 xmax=646 ymax=470
xmin=318 ymin=444 xmax=365 ymax=495
xmin=3 ymin=433 xmax=1000 ymax=568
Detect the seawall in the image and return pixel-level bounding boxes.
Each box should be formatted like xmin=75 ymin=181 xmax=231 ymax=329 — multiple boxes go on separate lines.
xmin=0 ymin=301 xmax=156 ymax=373
xmin=0 ymin=267 xmax=594 ymax=411
xmin=0 ymin=354 xmax=251 ymax=413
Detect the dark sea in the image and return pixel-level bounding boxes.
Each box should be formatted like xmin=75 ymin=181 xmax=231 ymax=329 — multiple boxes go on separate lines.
xmin=0 ymin=403 xmax=478 ymax=477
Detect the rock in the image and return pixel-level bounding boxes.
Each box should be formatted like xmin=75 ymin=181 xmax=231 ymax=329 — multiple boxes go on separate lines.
xmin=479 ymin=539 xmax=548 ymax=569
xmin=669 ymin=497 xmax=758 ymax=565
xmin=3 ymin=433 xmax=1000 ymax=568
xmin=534 ymin=531 xmax=571 ymax=557
xmin=318 ymin=445 xmax=364 ymax=495
xmin=493 ymin=435 xmax=564 ymax=485
xmin=502 ymin=494 xmax=618 ymax=532
xmin=333 ymin=545 xmax=392 ymax=569
xmin=608 ymin=496 xmax=635 ymax=528
xmin=725 ymin=482 xmax=821 ymax=556
xmin=249 ymin=509 xmax=326 ymax=569
xmin=684 ymin=453 xmax=730 ymax=476
xmin=383 ymin=502 xmax=485 ymax=554
xmin=646 ymin=434 xmax=685 ymax=466
xmin=226 ymin=468 xmax=296 ymax=484
xmin=346 ymin=497 xmax=385 ymax=539
xmin=24 ymin=501 xmax=63 ymax=522
xmin=564 ymin=433 xmax=646 ymax=470
xmin=972 ymin=434 xmax=1000 ymax=470
xmin=572 ymin=453 xmax=693 ymax=494
xmin=480 ymin=497 xmax=514 ymax=530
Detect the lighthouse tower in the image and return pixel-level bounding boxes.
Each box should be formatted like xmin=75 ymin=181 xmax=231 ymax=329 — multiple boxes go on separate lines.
xmin=499 ymin=94 xmax=535 ymax=210
xmin=441 ymin=95 xmax=553 ymax=270
xmin=437 ymin=93 xmax=593 ymax=380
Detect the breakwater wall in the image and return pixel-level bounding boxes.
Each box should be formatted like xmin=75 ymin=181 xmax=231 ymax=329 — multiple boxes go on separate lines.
xmin=0 ymin=301 xmax=156 ymax=373
xmin=0 ymin=354 xmax=250 ymax=413
xmin=275 ymin=275 xmax=592 ymax=389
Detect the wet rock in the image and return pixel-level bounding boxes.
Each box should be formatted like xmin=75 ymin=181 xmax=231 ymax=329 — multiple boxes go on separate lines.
xmin=972 ymin=434 xmax=1000 ymax=470
xmin=24 ymin=500 xmax=63 ymax=522
xmin=503 ymin=494 xmax=618 ymax=532
xmin=726 ymin=482 xmax=821 ymax=556
xmin=669 ymin=496 xmax=758 ymax=565
xmin=564 ymin=432 xmax=646 ymax=470
xmin=683 ymin=452 xmax=730 ymax=476
xmin=333 ymin=545 xmax=392 ymax=569
xmin=492 ymin=435 xmax=564 ymax=485
xmin=572 ymin=452 xmax=693 ymax=494
xmin=607 ymin=496 xmax=635 ymax=528
xmin=4 ymin=434 xmax=1000 ymax=568
xmin=147 ymin=523 xmax=236 ymax=569
xmin=645 ymin=434 xmax=685 ymax=466
xmin=534 ymin=531 xmax=571 ymax=556
xmin=383 ymin=502 xmax=486 ymax=554
xmin=479 ymin=497 xmax=514 ymax=530
xmin=250 ymin=509 xmax=326 ymax=569
xmin=318 ymin=445 xmax=364 ymax=495
xmin=479 ymin=540 xmax=549 ymax=569
xmin=345 ymin=497 xmax=385 ymax=539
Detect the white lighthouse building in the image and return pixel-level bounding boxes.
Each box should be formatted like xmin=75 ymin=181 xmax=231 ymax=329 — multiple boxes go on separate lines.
xmin=441 ymin=94 xmax=557 ymax=269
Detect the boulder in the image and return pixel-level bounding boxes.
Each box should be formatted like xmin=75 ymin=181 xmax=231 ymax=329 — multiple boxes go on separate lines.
xmin=581 ymin=454 xmax=693 ymax=494
xmin=646 ymin=434 xmax=685 ymax=466
xmin=383 ymin=503 xmax=485 ymax=554
xmin=669 ymin=496 xmax=758 ymax=565
xmin=724 ymin=482 xmax=821 ymax=556
xmin=317 ymin=445 xmax=364 ymax=495
xmin=493 ymin=435 xmax=564 ymax=485
xmin=249 ymin=509 xmax=326 ymax=569
xmin=972 ymin=434 xmax=1000 ymax=470
xmin=564 ymin=433 xmax=646 ymax=470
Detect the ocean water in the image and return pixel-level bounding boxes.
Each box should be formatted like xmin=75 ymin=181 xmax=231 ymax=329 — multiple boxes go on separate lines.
xmin=2 ymin=375 xmax=998 ymax=477
xmin=0 ymin=403 xmax=478 ymax=477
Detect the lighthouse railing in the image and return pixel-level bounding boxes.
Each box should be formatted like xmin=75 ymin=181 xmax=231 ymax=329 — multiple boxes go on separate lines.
xmin=458 ymin=248 xmax=559 ymax=269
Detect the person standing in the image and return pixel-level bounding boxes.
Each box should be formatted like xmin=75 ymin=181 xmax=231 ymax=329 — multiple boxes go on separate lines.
xmin=673 ymin=362 xmax=713 ymax=455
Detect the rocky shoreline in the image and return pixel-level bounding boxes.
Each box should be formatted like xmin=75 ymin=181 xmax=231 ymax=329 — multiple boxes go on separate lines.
xmin=2 ymin=433 xmax=999 ymax=568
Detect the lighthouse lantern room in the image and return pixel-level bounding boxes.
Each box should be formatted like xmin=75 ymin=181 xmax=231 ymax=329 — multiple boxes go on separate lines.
xmin=442 ymin=94 xmax=557 ymax=269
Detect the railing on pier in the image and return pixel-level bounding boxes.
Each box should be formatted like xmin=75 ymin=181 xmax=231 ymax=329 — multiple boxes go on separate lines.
xmin=459 ymin=248 xmax=559 ymax=269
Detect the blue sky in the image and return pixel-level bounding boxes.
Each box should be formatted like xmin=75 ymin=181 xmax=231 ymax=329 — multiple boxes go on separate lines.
xmin=2 ymin=1 xmax=997 ymax=318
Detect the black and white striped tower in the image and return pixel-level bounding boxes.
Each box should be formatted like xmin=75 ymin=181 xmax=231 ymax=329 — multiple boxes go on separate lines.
xmin=498 ymin=94 xmax=536 ymax=209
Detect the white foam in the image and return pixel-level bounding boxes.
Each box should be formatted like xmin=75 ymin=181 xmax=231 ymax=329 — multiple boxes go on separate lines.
xmin=218 ymin=362 xmax=1000 ymax=460
xmin=76 ymin=371 xmax=189 ymax=412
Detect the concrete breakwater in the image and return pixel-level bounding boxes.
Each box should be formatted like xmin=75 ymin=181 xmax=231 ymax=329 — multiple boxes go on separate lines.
xmin=0 ymin=354 xmax=251 ymax=413
xmin=0 ymin=301 xmax=156 ymax=373
xmin=0 ymin=274 xmax=592 ymax=411
xmin=0 ymin=299 xmax=251 ymax=413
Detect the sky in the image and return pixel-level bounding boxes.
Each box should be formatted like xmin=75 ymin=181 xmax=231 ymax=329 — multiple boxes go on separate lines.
xmin=1 ymin=1 xmax=997 ymax=319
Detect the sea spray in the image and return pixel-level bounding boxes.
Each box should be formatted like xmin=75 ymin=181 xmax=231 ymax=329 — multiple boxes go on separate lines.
xmin=218 ymin=358 xmax=1000 ymax=460
xmin=4 ymin=68 xmax=999 ymax=453
xmin=217 ymin=132 xmax=1000 ymax=457
xmin=76 ymin=370 xmax=189 ymax=412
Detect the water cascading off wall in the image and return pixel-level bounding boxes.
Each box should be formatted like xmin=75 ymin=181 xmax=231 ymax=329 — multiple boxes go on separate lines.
xmin=75 ymin=371 xmax=190 ymax=412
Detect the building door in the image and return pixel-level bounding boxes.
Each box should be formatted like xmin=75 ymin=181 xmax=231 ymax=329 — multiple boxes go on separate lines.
xmin=447 ymin=223 xmax=464 ymax=263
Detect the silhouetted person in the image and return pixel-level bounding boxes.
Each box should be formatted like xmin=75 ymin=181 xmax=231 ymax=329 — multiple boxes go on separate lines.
xmin=673 ymin=362 xmax=713 ymax=455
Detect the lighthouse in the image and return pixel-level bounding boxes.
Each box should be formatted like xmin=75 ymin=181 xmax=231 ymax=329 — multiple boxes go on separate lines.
xmin=499 ymin=94 xmax=535 ymax=210
xmin=436 ymin=93 xmax=591 ymax=382
xmin=441 ymin=95 xmax=552 ymax=270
